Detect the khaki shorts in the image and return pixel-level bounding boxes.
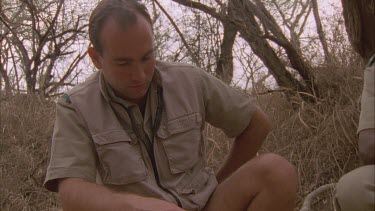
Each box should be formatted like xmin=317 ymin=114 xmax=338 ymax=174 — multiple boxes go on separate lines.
xmin=334 ymin=165 xmax=375 ymax=211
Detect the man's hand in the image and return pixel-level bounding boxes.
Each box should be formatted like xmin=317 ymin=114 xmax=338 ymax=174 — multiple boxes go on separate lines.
xmin=58 ymin=178 xmax=184 ymax=211
xmin=358 ymin=128 xmax=375 ymax=165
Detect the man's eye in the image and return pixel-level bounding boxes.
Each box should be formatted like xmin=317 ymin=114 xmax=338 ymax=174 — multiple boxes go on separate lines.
xmin=117 ymin=62 xmax=130 ymax=66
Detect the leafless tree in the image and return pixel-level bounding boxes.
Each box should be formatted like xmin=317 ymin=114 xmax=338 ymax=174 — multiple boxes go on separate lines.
xmin=232 ymin=40 xmax=266 ymax=92
xmin=170 ymin=0 xmax=320 ymax=103
xmin=269 ymin=0 xmax=312 ymax=56
xmin=152 ymin=1 xmax=224 ymax=80
xmin=0 ymin=0 xmax=88 ymax=98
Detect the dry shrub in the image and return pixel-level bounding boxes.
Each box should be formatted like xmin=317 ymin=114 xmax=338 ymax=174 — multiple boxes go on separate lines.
xmin=0 ymin=95 xmax=59 ymax=210
xmin=266 ymin=61 xmax=364 ymax=208
xmin=204 ymin=60 xmax=365 ymax=210
xmin=204 ymin=124 xmax=234 ymax=171
xmin=263 ymin=61 xmax=364 ymax=209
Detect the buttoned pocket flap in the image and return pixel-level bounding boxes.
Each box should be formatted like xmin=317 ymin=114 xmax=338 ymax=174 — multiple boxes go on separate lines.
xmin=157 ymin=113 xmax=202 ymax=138
xmin=168 ymin=113 xmax=202 ymax=134
xmin=157 ymin=113 xmax=203 ymax=174
xmin=93 ymin=130 xmax=135 ymax=146
xmin=92 ymin=130 xmax=148 ymax=185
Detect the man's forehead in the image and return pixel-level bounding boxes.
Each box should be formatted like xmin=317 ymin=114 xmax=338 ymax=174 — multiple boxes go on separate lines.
xmin=102 ymin=12 xmax=152 ymax=33
xmin=102 ymin=16 xmax=135 ymax=33
xmin=112 ymin=48 xmax=155 ymax=61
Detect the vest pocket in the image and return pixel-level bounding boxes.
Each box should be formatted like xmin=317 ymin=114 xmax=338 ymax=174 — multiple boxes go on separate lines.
xmin=178 ymin=168 xmax=218 ymax=210
xmin=93 ymin=130 xmax=149 ymax=185
xmin=157 ymin=113 xmax=203 ymax=174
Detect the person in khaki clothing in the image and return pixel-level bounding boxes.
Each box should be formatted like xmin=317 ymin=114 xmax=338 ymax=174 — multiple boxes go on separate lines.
xmin=44 ymin=0 xmax=298 ymax=210
xmin=334 ymin=1 xmax=375 ymax=210
xmin=334 ymin=56 xmax=375 ymax=211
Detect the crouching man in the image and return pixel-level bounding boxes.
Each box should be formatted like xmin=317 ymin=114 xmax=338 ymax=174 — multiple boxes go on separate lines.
xmin=44 ymin=0 xmax=298 ymax=210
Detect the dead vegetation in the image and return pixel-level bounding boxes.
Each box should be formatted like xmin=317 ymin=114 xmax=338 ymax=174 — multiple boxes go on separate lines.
xmin=204 ymin=60 xmax=364 ymax=210
xmin=0 ymin=61 xmax=365 ymax=210
xmin=259 ymin=61 xmax=363 ymax=210
xmin=0 ymin=95 xmax=59 ymax=210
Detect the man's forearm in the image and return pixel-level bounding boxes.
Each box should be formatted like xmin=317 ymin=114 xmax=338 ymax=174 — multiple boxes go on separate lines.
xmin=59 ymin=178 xmax=133 ymax=211
xmin=58 ymin=178 xmax=183 ymax=211
xmin=216 ymin=108 xmax=271 ymax=183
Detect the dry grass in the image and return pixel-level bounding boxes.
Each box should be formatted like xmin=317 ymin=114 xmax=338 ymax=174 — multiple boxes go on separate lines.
xmin=0 ymin=60 xmax=365 ymax=210
xmin=0 ymin=95 xmax=59 ymax=210
xmin=258 ymin=61 xmax=364 ymax=210
xmin=204 ymin=61 xmax=365 ymax=210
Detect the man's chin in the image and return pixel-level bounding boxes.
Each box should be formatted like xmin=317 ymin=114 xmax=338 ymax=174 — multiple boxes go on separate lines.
xmin=124 ymin=92 xmax=148 ymax=104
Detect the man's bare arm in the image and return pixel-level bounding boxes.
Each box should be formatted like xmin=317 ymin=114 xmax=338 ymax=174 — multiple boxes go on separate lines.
xmin=216 ymin=108 xmax=272 ymax=183
xmin=58 ymin=178 xmax=184 ymax=211
xmin=358 ymin=128 xmax=375 ymax=165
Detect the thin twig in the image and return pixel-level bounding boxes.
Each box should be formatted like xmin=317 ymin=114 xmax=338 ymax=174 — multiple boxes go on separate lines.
xmin=300 ymin=183 xmax=336 ymax=211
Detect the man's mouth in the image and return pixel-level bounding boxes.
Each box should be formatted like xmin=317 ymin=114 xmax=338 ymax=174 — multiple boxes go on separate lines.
xmin=129 ymin=83 xmax=146 ymax=88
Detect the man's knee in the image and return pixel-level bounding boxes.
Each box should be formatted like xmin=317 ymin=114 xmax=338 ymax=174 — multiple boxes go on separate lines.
xmin=335 ymin=165 xmax=375 ymax=211
xmin=245 ymin=153 xmax=297 ymax=186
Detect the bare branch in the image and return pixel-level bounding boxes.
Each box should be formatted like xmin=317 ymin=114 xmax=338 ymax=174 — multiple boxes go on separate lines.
xmin=47 ymin=51 xmax=87 ymax=94
xmin=153 ymin=0 xmax=200 ymax=65
xmin=0 ymin=12 xmax=30 ymax=66
xmin=297 ymin=5 xmax=312 ymax=37
xmin=256 ymin=88 xmax=290 ymax=95
xmin=259 ymin=34 xmax=288 ymax=48
xmin=311 ymin=0 xmax=331 ymax=62
xmin=46 ymin=92 xmax=65 ymax=98
xmin=171 ymin=0 xmax=224 ymax=22
xmin=213 ymin=0 xmax=226 ymax=10
xmin=30 ymin=0 xmax=64 ymax=63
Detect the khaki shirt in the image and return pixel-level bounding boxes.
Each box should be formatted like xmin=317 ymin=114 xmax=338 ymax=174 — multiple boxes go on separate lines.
xmin=44 ymin=61 xmax=257 ymax=210
xmin=358 ymin=55 xmax=375 ymax=133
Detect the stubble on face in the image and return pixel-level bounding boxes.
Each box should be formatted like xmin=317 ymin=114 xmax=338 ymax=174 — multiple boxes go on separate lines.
xmin=98 ymin=15 xmax=156 ymax=105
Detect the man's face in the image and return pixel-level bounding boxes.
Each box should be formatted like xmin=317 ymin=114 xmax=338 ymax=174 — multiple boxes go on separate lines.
xmin=88 ymin=15 xmax=155 ymax=105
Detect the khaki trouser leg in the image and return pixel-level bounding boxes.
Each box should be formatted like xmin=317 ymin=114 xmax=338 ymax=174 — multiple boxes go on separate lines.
xmin=334 ymin=165 xmax=375 ymax=211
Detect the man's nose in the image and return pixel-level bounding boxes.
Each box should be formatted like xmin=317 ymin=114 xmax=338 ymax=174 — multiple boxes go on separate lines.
xmin=130 ymin=63 xmax=146 ymax=82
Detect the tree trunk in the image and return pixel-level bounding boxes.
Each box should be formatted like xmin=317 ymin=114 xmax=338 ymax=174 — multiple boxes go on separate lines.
xmin=311 ymin=0 xmax=331 ymax=63
xmin=216 ymin=19 xmax=237 ymax=84
xmin=341 ymin=0 xmax=375 ymax=62
xmin=0 ymin=64 xmax=12 ymax=96
xmin=25 ymin=68 xmax=36 ymax=94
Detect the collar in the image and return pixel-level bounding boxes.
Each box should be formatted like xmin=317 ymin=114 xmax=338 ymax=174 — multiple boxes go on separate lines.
xmin=98 ymin=68 xmax=162 ymax=108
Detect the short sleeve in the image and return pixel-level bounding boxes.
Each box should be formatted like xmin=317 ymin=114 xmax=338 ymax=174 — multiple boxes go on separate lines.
xmin=199 ymin=70 xmax=257 ymax=137
xmin=358 ymin=65 xmax=375 ymax=133
xmin=44 ymin=96 xmax=97 ymax=192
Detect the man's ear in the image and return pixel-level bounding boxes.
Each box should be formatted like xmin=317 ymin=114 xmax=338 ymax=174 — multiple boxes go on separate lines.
xmin=88 ymin=47 xmax=103 ymax=69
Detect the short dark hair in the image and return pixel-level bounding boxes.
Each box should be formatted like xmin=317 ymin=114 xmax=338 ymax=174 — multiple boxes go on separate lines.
xmin=89 ymin=0 xmax=152 ymax=54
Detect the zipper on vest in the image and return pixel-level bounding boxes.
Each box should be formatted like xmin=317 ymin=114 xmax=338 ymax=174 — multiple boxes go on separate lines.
xmin=125 ymin=87 xmax=182 ymax=208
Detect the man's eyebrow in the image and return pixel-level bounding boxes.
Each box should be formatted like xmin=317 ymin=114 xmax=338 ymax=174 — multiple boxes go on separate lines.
xmin=143 ymin=48 xmax=155 ymax=57
xmin=113 ymin=48 xmax=155 ymax=62
xmin=113 ymin=57 xmax=133 ymax=62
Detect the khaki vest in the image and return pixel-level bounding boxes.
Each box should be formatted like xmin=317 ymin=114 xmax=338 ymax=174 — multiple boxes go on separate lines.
xmin=69 ymin=61 xmax=218 ymax=210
